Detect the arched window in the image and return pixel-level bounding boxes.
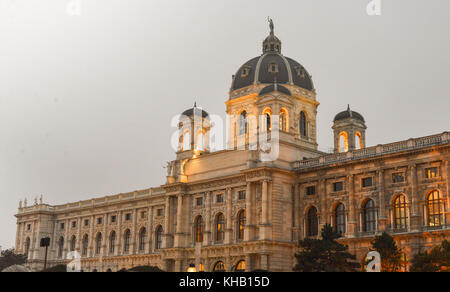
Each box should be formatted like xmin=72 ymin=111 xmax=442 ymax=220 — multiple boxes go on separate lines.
xmin=239 ymin=111 xmax=247 ymax=135
xmin=70 ymin=235 xmax=76 ymax=252
xmin=307 ymin=207 xmax=318 ymax=237
xmin=123 ymin=229 xmax=131 ymax=253
xmin=58 ymin=236 xmax=64 ymax=258
xmin=213 ymin=261 xmax=226 ymax=272
xmin=299 ymin=111 xmax=307 ymax=137
xmin=196 ymin=130 xmax=206 ymax=151
xmin=355 ymin=132 xmax=362 ymax=150
xmin=262 ymin=108 xmax=272 ymax=132
xmin=24 ymin=237 xmax=30 ymax=259
xmin=82 ymin=235 xmax=89 ymax=257
xmin=237 ymin=210 xmax=246 ymax=241
xmin=335 ymin=203 xmax=346 ymax=235
xmin=106 ymin=268 xmax=112 ymax=272
xmin=215 ymin=213 xmax=225 ymax=242
xmin=427 ymin=190 xmax=444 ymax=227
xmin=182 ymin=131 xmax=191 ymax=151
xmin=339 ymin=132 xmax=349 ymax=153
xmin=280 ymin=108 xmax=288 ymax=132
xmin=234 ymin=260 xmax=246 ymax=272
xmin=194 ymin=216 xmax=203 ymax=243
xmin=394 ymin=195 xmax=408 ymax=229
xmin=363 ymin=200 xmax=377 ymax=232
xmin=109 ymin=231 xmax=116 ymax=254
xmin=155 ymin=226 xmax=163 ymax=250
xmin=198 ymin=263 xmax=205 ymax=272
xmin=95 ymin=233 xmax=102 ymax=255
xmin=139 ymin=228 xmax=147 ymax=252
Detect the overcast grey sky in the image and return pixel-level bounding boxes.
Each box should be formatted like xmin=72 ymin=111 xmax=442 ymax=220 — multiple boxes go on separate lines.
xmin=0 ymin=0 xmax=449 ymax=249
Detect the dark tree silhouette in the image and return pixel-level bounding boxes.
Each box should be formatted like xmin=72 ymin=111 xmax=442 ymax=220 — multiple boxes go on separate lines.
xmin=294 ymin=224 xmax=360 ymax=272
xmin=370 ymin=232 xmax=402 ymax=272
xmin=0 ymin=249 xmax=27 ymax=271
xmin=410 ymin=240 xmax=450 ymax=272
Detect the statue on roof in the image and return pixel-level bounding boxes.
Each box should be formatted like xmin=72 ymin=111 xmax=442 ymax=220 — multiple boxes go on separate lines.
xmin=268 ymin=17 xmax=274 ymax=35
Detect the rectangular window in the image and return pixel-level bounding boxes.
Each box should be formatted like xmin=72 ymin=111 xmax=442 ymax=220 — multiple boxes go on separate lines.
xmin=333 ymin=182 xmax=344 ymax=192
xmin=125 ymin=213 xmax=131 ymax=221
xmin=362 ymin=177 xmax=373 ymax=188
xmin=392 ymin=173 xmax=405 ymax=183
xmin=140 ymin=211 xmax=147 ymax=219
xmin=157 ymin=209 xmax=163 ymax=217
xmin=60 ymin=223 xmax=65 ymax=230
xmin=110 ymin=215 xmax=116 ymax=223
xmin=84 ymin=219 xmax=89 ymax=227
xmin=27 ymin=224 xmax=31 ymax=231
xmin=238 ymin=191 xmax=246 ymax=200
xmin=196 ymin=197 xmax=203 ymax=206
xmin=425 ymin=167 xmax=438 ymax=179
xmin=216 ymin=194 xmax=224 ymax=203
xmin=72 ymin=221 xmax=77 ymax=228
xmin=97 ymin=218 xmax=103 ymax=225
xmin=306 ymin=186 xmax=316 ymax=196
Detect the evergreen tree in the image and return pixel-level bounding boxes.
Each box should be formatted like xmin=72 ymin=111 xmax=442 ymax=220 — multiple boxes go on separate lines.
xmin=410 ymin=240 xmax=450 ymax=272
xmin=370 ymin=232 xmax=402 ymax=272
xmin=294 ymin=224 xmax=360 ymax=272
xmin=0 ymin=249 xmax=27 ymax=271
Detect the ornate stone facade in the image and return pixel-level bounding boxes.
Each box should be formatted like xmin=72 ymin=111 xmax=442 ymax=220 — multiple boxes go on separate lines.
xmin=14 ymin=23 xmax=449 ymax=272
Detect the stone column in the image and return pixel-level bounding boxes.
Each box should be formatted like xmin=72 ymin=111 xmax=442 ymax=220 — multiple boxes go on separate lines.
xmin=225 ymin=188 xmax=233 ymax=244
xmin=32 ymin=220 xmax=39 ymax=261
xmin=147 ymin=206 xmax=153 ymax=254
xmin=262 ymin=180 xmax=269 ymax=224
xmin=244 ymin=182 xmax=253 ymax=241
xmin=260 ymin=180 xmax=271 ymax=240
xmin=245 ymin=254 xmax=252 ymax=272
xmin=163 ymin=196 xmax=171 ymax=248
xmin=443 ymin=160 xmax=449 ymax=225
xmin=131 ymin=209 xmax=137 ymax=254
xmin=293 ymin=183 xmax=300 ymax=241
xmin=377 ymin=169 xmax=388 ymax=232
xmin=175 ymin=259 xmax=182 ymax=272
xmin=204 ymin=192 xmax=212 ymax=245
xmin=14 ymin=221 xmax=21 ymax=253
xmin=51 ymin=219 xmax=58 ymax=260
xmin=348 ymin=174 xmax=357 ymax=236
xmin=88 ymin=215 xmax=94 ymax=257
xmin=175 ymin=194 xmax=184 ymax=247
xmin=409 ymin=165 xmax=421 ymax=231
xmin=63 ymin=219 xmax=70 ymax=258
xmin=319 ymin=179 xmax=327 ymax=230
xmin=102 ymin=214 xmax=107 ymax=257
xmin=260 ymin=254 xmax=269 ymax=271
xmin=116 ymin=211 xmax=122 ymax=255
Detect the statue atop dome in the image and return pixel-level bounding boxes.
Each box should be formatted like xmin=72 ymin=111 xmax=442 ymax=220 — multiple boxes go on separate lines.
xmin=268 ymin=17 xmax=274 ymax=35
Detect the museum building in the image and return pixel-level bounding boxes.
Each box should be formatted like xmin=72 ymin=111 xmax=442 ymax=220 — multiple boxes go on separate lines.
xmin=14 ymin=23 xmax=449 ymax=272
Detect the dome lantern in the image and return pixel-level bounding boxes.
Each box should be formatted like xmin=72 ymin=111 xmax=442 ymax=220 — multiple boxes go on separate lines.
xmin=263 ymin=18 xmax=282 ymax=54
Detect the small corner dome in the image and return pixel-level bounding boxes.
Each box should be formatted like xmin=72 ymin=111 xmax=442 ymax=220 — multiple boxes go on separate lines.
xmin=259 ymin=84 xmax=291 ymax=96
xmin=181 ymin=103 xmax=209 ymax=119
xmin=333 ymin=105 xmax=365 ymax=123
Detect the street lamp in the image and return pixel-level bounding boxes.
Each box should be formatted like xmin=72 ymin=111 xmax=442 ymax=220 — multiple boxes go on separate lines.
xmin=187 ymin=264 xmax=197 ymax=273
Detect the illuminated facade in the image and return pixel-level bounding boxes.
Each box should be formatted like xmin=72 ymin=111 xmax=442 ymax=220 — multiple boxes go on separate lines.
xmin=14 ymin=22 xmax=449 ymax=272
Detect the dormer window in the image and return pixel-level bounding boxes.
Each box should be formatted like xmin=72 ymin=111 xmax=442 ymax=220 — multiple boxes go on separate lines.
xmin=269 ymin=62 xmax=278 ymax=74
xmin=241 ymin=66 xmax=251 ymax=78
xmin=295 ymin=66 xmax=306 ymax=78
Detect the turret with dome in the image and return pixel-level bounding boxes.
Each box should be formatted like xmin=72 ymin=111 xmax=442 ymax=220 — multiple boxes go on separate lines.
xmin=230 ymin=18 xmax=314 ymax=97
xmin=226 ymin=19 xmax=320 ymax=157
